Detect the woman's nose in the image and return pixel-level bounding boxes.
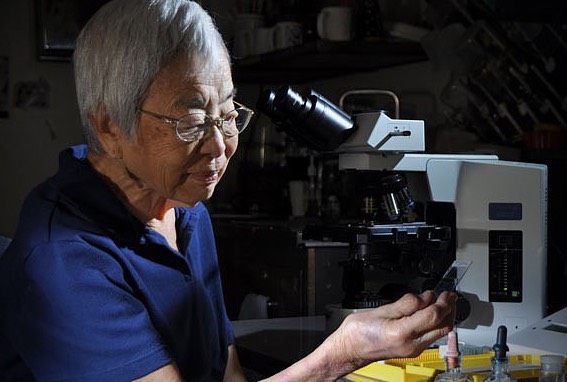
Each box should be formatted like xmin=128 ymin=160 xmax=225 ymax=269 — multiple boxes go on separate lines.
xmin=200 ymin=125 xmax=226 ymax=157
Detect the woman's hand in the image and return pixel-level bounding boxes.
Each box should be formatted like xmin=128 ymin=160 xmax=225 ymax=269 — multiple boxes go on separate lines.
xmin=264 ymin=290 xmax=456 ymax=382
xmin=333 ymin=290 xmax=457 ymax=365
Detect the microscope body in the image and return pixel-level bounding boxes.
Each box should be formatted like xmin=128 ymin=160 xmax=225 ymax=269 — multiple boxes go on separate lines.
xmin=258 ymin=86 xmax=547 ymax=347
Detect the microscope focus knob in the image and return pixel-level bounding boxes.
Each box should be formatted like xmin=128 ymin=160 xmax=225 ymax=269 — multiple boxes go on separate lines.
xmin=455 ymin=293 xmax=471 ymax=325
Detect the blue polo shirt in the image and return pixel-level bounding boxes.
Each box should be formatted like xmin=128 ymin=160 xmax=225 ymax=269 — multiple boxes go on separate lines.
xmin=0 ymin=145 xmax=234 ymax=381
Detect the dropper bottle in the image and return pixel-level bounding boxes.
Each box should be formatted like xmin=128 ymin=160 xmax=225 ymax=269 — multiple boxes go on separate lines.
xmin=484 ymin=325 xmax=517 ymax=382
xmin=434 ymin=330 xmax=473 ymax=381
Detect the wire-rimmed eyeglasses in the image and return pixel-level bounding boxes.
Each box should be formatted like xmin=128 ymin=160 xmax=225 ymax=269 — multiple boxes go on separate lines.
xmin=139 ymin=101 xmax=254 ymax=142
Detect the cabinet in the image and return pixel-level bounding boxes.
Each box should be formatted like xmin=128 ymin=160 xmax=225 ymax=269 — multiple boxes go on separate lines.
xmin=212 ymin=218 xmax=348 ymax=320
xmin=232 ymin=39 xmax=427 ymax=84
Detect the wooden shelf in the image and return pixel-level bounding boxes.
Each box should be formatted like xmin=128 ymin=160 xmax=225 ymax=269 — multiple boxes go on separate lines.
xmin=232 ymin=39 xmax=427 ymax=84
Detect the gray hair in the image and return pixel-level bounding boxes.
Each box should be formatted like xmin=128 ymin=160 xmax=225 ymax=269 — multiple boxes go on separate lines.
xmin=74 ymin=0 xmax=228 ymax=154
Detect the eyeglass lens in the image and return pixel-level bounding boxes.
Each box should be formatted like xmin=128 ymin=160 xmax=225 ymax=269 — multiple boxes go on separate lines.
xmin=176 ymin=107 xmax=252 ymax=142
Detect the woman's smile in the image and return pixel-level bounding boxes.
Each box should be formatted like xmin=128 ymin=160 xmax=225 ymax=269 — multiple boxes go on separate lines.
xmin=188 ymin=170 xmax=219 ymax=185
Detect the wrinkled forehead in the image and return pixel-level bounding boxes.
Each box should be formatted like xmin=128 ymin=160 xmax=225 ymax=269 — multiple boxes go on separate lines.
xmin=189 ymin=51 xmax=232 ymax=83
xmin=147 ymin=51 xmax=234 ymax=106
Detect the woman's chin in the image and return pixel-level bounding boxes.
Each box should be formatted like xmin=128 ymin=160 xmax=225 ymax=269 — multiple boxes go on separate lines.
xmin=171 ymin=186 xmax=216 ymax=207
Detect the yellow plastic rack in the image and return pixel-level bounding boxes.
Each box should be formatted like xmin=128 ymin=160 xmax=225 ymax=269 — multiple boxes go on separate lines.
xmin=345 ymin=350 xmax=566 ymax=382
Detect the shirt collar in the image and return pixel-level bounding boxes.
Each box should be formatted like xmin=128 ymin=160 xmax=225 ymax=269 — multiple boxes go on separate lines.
xmin=52 ymin=145 xmax=206 ymax=246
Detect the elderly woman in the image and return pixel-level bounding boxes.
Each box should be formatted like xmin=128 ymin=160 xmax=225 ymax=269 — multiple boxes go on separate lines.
xmin=0 ymin=0 xmax=456 ymax=381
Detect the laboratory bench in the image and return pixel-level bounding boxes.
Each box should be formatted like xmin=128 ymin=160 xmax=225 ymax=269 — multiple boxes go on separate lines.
xmin=232 ymin=315 xmax=567 ymax=381
xmin=232 ymin=316 xmax=327 ymax=379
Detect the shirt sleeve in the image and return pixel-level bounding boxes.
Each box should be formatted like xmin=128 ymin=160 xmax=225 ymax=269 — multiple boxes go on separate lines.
xmin=10 ymin=241 xmax=172 ymax=382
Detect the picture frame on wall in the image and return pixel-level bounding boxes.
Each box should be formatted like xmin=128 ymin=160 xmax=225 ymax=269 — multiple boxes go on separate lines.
xmin=36 ymin=0 xmax=109 ymax=61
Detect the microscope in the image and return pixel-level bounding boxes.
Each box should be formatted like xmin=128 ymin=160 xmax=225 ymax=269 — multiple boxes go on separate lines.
xmin=257 ymin=86 xmax=547 ymax=347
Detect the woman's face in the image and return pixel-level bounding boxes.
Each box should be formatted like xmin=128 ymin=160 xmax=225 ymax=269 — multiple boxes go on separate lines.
xmin=118 ymin=54 xmax=237 ymax=206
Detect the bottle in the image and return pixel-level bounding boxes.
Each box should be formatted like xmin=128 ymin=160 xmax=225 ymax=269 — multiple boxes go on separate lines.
xmin=484 ymin=326 xmax=516 ymax=382
xmin=434 ymin=330 xmax=473 ymax=382
xmin=540 ymin=354 xmax=565 ymax=382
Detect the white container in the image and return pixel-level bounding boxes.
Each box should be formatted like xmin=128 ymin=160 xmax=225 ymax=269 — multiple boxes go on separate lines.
xmin=540 ymin=355 xmax=565 ymax=382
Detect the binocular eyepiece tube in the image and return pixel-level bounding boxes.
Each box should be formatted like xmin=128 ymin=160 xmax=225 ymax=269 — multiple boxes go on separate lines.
xmin=256 ymin=86 xmax=357 ymax=151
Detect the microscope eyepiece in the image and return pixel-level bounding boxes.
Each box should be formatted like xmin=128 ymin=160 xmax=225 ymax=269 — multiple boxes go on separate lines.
xmin=273 ymin=86 xmax=313 ymax=116
xmin=256 ymin=86 xmax=356 ymax=151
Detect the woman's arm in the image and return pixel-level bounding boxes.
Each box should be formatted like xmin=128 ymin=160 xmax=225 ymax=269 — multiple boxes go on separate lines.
xmin=133 ymin=363 xmax=184 ymax=382
xmin=260 ymin=291 xmax=456 ymax=382
xmin=224 ymin=345 xmax=248 ymax=382
xmin=134 ymin=346 xmax=247 ymax=382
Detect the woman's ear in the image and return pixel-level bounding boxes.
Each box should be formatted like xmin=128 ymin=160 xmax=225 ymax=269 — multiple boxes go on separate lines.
xmin=90 ymin=112 xmax=123 ymax=159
